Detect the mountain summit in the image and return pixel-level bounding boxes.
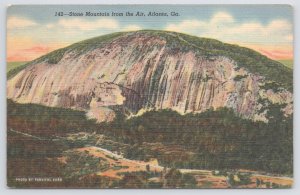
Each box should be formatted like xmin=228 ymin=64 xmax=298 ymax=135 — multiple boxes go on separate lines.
xmin=7 ymin=30 xmax=293 ymax=122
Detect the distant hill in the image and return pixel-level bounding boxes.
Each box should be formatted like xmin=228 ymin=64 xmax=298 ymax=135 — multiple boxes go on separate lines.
xmin=278 ymin=59 xmax=293 ymax=69
xmin=7 ymin=61 xmax=27 ymax=73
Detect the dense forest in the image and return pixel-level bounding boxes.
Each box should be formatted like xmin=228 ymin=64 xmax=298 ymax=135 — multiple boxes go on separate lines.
xmin=7 ymin=99 xmax=293 ymax=176
xmin=100 ymin=106 xmax=292 ymax=174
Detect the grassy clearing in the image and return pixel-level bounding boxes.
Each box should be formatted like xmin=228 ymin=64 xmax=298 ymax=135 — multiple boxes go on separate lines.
xmin=278 ymin=59 xmax=293 ymax=69
xmin=7 ymin=61 xmax=27 ymax=73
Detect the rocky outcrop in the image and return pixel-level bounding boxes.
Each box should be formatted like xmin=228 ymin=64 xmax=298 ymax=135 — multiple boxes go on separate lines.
xmin=7 ymin=31 xmax=293 ymax=122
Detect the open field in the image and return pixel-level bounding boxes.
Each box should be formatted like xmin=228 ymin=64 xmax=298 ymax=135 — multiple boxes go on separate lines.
xmin=7 ymin=61 xmax=27 ymax=73
xmin=278 ymin=59 xmax=293 ymax=69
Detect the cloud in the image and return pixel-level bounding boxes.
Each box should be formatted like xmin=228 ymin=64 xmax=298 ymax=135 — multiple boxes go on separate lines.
xmin=7 ymin=11 xmax=293 ymax=62
xmin=211 ymin=12 xmax=234 ymax=24
xmin=57 ymin=18 xmax=119 ymax=30
xmin=7 ymin=17 xmax=128 ymax=62
xmin=46 ymin=23 xmax=55 ymax=29
xmin=56 ymin=18 xmax=142 ymax=32
xmin=166 ymin=20 xmax=205 ymax=32
xmin=7 ymin=17 xmax=37 ymax=29
xmin=284 ymin=34 xmax=293 ymax=42
xmin=122 ymin=24 xmax=142 ymax=31
xmin=165 ymin=12 xmax=293 ymax=45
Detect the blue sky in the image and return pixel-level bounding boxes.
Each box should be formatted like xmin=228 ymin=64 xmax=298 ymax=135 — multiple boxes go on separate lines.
xmin=8 ymin=5 xmax=293 ymax=26
xmin=7 ymin=5 xmax=293 ymax=61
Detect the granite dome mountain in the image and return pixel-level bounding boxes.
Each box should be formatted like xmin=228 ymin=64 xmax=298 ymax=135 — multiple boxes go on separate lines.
xmin=7 ymin=30 xmax=293 ymax=123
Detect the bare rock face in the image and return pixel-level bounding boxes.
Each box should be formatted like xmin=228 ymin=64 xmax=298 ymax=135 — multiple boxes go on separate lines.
xmin=7 ymin=31 xmax=293 ymax=122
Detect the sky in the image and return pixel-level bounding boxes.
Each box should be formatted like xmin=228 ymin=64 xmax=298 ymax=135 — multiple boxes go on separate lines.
xmin=7 ymin=5 xmax=293 ymax=62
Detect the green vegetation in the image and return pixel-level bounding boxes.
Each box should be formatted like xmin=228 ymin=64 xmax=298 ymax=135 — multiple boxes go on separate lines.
xmin=6 ymin=32 xmax=126 ymax=79
xmin=39 ymin=32 xmax=126 ymax=65
xmin=234 ymin=74 xmax=248 ymax=81
xmin=7 ymin=129 xmax=68 ymax=187
xmin=7 ymin=61 xmax=32 ymax=79
xmin=164 ymin=30 xmax=292 ymax=91
xmin=118 ymin=109 xmax=291 ymax=174
xmin=133 ymin=30 xmax=292 ymax=91
xmin=164 ymin=168 xmax=197 ymax=188
xmin=261 ymin=81 xmax=282 ymax=93
xmin=7 ymin=61 xmax=27 ymax=73
xmin=113 ymin=169 xmax=197 ymax=188
xmin=105 ymin=154 xmax=119 ymax=161
xmin=227 ymin=172 xmax=252 ymax=187
xmin=255 ymin=178 xmax=290 ymax=189
xmin=7 ymin=100 xmax=293 ymax=175
xmin=200 ymin=181 xmax=213 ymax=188
xmin=7 ymin=99 xmax=97 ymax=137
xmin=278 ymin=59 xmax=293 ymax=69
xmin=62 ymin=151 xmax=109 ymax=178
xmin=112 ymin=165 xmax=129 ymax=170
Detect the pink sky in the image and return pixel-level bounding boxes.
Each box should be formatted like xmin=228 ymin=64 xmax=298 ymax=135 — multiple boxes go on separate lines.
xmin=7 ymin=42 xmax=292 ymax=62
xmin=7 ymin=46 xmax=54 ymax=62
xmin=7 ymin=7 xmax=293 ymax=63
xmin=257 ymin=49 xmax=293 ymax=60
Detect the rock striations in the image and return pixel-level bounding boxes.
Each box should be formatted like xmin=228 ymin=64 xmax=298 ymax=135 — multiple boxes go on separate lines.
xmin=7 ymin=31 xmax=293 ymax=122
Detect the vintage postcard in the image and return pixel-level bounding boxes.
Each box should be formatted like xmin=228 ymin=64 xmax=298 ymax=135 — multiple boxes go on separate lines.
xmin=7 ymin=5 xmax=293 ymax=188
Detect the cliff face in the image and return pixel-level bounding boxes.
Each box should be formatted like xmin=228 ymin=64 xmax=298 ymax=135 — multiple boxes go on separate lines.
xmin=7 ymin=31 xmax=293 ymax=122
